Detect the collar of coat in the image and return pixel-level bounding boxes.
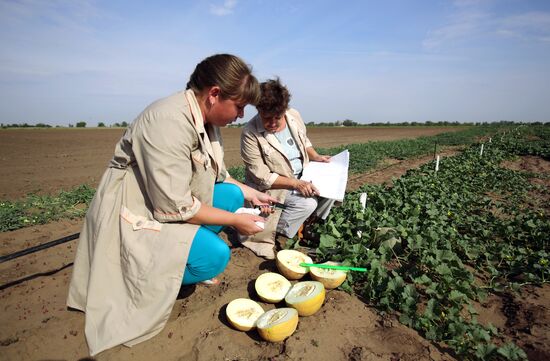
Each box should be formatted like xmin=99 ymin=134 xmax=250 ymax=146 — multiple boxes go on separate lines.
xmin=184 ymin=89 xmax=224 ymax=176
xmin=251 ymin=110 xmax=306 ymax=161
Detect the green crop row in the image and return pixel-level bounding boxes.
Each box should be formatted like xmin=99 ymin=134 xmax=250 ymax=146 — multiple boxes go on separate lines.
xmin=307 ymin=126 xmax=549 ymax=360
xmin=0 ymin=185 xmax=95 ymax=232
xmin=321 ymin=125 xmax=502 ymax=174
xmin=229 ymin=125 xmax=499 ymax=182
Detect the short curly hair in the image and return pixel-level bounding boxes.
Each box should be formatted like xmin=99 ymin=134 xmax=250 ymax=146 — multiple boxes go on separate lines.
xmin=256 ymin=78 xmax=291 ymax=116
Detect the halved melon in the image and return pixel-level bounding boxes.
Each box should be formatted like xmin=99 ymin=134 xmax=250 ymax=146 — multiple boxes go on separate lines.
xmin=256 ymin=308 xmax=299 ymax=342
xmin=226 ymin=298 xmax=265 ymax=331
xmin=275 ymin=250 xmax=313 ymax=280
xmin=284 ymin=281 xmax=325 ymax=316
xmin=309 ymin=261 xmax=347 ymax=289
xmin=255 ymin=272 xmax=292 ymax=303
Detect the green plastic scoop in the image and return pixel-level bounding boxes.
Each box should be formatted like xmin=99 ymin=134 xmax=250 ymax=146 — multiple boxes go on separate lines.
xmin=300 ymin=263 xmax=367 ymax=272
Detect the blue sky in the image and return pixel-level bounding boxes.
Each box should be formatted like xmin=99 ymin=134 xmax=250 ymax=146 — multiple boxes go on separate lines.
xmin=1 ymin=0 xmax=549 ymax=126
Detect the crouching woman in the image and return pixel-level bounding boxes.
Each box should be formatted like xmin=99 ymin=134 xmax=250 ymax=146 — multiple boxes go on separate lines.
xmin=67 ymin=54 xmax=277 ymax=356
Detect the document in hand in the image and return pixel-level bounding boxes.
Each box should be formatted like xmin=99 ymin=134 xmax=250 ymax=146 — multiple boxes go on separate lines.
xmin=300 ymin=150 xmax=349 ymax=202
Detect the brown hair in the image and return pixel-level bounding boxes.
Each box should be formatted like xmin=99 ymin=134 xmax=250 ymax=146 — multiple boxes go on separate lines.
xmin=186 ymin=54 xmax=260 ymax=105
xmin=256 ymin=78 xmax=291 ymax=116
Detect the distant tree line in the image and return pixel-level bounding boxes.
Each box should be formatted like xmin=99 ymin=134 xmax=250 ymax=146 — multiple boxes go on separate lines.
xmin=306 ymin=120 xmax=550 ymax=127
xmin=2 ymin=120 xmax=549 ymax=129
xmin=1 ymin=123 xmax=53 ymax=128
xmin=230 ymin=120 xmax=549 ymax=128
xmin=1 ymin=121 xmax=130 ymax=129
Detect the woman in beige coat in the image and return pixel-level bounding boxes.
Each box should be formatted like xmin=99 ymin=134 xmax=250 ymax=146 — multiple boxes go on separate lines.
xmin=67 ymin=54 xmax=277 ymax=356
xmin=240 ymin=78 xmax=334 ymax=259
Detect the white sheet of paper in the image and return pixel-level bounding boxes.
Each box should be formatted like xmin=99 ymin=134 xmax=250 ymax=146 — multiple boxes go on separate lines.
xmin=300 ymin=150 xmax=349 ymax=202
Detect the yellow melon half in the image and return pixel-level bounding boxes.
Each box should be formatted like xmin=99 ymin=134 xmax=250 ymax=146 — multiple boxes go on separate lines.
xmin=284 ymin=281 xmax=325 ymax=316
xmin=226 ymin=298 xmax=265 ymax=331
xmin=275 ymin=250 xmax=313 ymax=280
xmin=256 ymin=308 xmax=299 ymax=342
xmin=255 ymin=272 xmax=292 ymax=303
xmin=309 ymin=261 xmax=347 ymax=289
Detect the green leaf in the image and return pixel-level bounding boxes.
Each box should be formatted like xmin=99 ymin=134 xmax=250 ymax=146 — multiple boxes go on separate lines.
xmin=414 ymin=274 xmax=432 ymax=285
xmin=449 ymin=290 xmax=465 ymax=303
xmin=497 ymin=343 xmax=527 ymax=360
xmin=399 ymin=313 xmax=412 ymax=327
xmin=319 ymin=234 xmax=336 ymax=248
xmin=381 ymin=236 xmax=401 ymax=249
xmin=435 ymin=264 xmax=452 ymax=276
xmin=425 ymin=327 xmax=437 ymax=340
xmin=486 ymin=323 xmax=498 ymax=335
xmin=330 ymin=223 xmax=342 ymax=237
xmin=475 ymin=343 xmax=497 ymax=359
xmin=472 ymin=328 xmax=490 ymax=342
xmin=424 ymin=299 xmax=436 ymax=319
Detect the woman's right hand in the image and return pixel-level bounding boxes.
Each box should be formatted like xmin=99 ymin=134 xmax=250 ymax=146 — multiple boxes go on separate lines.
xmin=233 ymin=213 xmax=266 ymax=235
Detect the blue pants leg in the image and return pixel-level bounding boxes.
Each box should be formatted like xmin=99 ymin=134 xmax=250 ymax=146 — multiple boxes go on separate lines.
xmin=182 ymin=183 xmax=244 ymax=285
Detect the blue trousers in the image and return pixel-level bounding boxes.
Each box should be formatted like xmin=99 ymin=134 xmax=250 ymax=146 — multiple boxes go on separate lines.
xmin=182 ymin=183 xmax=244 ymax=285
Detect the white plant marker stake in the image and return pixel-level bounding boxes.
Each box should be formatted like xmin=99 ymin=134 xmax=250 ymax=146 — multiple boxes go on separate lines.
xmin=357 ymin=192 xmax=368 ymax=238
xmin=480 ymin=144 xmax=484 ymax=157
xmin=435 ymin=155 xmax=440 ymax=172
xmin=489 ymin=137 xmax=492 ymax=143
xmin=359 ymin=192 xmax=367 ymax=212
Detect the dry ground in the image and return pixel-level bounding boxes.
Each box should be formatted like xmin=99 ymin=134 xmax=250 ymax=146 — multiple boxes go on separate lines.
xmin=1 ymin=127 xmax=548 ymax=361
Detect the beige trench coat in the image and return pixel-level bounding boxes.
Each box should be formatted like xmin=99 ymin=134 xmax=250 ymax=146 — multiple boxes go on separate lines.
xmin=67 ymin=89 xmax=228 ymax=356
xmin=240 ymin=109 xmax=312 ymax=252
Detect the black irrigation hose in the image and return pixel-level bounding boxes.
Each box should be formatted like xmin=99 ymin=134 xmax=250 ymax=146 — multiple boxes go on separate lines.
xmin=0 ymin=232 xmax=80 ymax=264
xmin=0 ymin=262 xmax=74 ymax=291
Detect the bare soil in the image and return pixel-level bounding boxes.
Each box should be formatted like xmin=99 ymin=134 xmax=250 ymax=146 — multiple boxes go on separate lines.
xmin=1 ymin=127 xmax=548 ymax=361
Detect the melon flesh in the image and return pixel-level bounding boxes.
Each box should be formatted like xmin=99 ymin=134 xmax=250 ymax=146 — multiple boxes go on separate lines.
xmin=226 ymin=298 xmax=265 ymax=331
xmin=276 ymin=250 xmax=313 ymax=280
xmin=255 ymin=272 xmax=292 ymax=303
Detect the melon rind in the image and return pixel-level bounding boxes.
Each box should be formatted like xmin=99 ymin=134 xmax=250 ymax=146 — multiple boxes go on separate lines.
xmin=256 ymin=308 xmax=299 ymax=342
xmin=284 ymin=281 xmax=325 ymax=316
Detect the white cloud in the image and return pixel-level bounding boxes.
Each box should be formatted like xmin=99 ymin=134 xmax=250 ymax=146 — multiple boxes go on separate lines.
xmin=495 ymin=11 xmax=550 ymax=42
xmin=209 ymin=0 xmax=238 ymax=16
xmin=424 ymin=1 xmax=550 ymax=50
xmin=0 ymin=0 xmax=102 ymax=33
xmin=453 ymin=0 xmax=488 ymax=8
xmin=422 ymin=11 xmax=488 ymax=49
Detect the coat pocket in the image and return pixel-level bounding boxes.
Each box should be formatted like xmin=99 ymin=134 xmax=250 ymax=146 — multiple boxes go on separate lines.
xmin=119 ymin=206 xmax=162 ymax=302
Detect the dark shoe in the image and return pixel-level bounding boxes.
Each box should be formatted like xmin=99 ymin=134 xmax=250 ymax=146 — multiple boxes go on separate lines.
xmin=300 ymin=222 xmax=320 ymax=247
